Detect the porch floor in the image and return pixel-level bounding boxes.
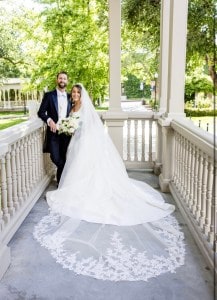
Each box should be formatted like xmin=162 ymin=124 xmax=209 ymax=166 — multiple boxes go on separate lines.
xmin=0 ymin=170 xmax=215 ymax=300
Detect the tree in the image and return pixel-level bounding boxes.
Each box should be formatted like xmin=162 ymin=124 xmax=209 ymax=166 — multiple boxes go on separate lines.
xmin=0 ymin=0 xmax=109 ymax=101
xmin=122 ymin=0 xmax=217 ymax=88
xmin=30 ymin=0 xmax=109 ymax=101
xmin=0 ymin=5 xmax=24 ymax=78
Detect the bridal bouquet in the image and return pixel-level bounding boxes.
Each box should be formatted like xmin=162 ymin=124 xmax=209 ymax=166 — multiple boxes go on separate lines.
xmin=57 ymin=115 xmax=80 ymax=136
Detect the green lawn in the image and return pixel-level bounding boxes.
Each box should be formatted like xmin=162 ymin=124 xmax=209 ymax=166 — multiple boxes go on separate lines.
xmin=0 ymin=111 xmax=26 ymax=116
xmin=0 ymin=118 xmax=27 ymax=130
xmin=0 ymin=111 xmax=29 ymax=130
xmin=188 ymin=116 xmax=215 ymax=134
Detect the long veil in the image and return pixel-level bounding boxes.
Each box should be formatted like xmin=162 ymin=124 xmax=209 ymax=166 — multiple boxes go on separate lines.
xmin=34 ymin=84 xmax=185 ymax=281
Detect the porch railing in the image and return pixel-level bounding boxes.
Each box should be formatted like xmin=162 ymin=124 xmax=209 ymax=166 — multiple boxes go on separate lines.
xmin=158 ymin=117 xmax=216 ymax=270
xmin=123 ymin=114 xmax=157 ymax=169
xmin=0 ymin=119 xmax=54 ymax=279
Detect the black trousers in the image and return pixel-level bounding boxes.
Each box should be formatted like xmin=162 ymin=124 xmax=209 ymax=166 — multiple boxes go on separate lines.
xmin=49 ymin=133 xmax=71 ymax=183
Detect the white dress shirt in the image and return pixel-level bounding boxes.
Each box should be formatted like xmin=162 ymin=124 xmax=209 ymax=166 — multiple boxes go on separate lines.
xmin=57 ymin=89 xmax=68 ymax=120
xmin=47 ymin=89 xmax=68 ymax=127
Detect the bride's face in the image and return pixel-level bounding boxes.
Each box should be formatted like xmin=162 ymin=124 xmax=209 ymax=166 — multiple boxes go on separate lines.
xmin=71 ymin=87 xmax=81 ymax=102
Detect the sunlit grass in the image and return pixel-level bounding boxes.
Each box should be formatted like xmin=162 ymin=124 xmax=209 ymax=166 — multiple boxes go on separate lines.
xmin=0 ymin=111 xmax=26 ymax=116
xmin=0 ymin=118 xmax=27 ymax=130
xmin=0 ymin=110 xmax=29 ymax=130
xmin=188 ymin=116 xmax=215 ymax=134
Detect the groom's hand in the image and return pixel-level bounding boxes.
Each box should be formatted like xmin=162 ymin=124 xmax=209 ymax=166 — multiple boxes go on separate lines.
xmin=48 ymin=119 xmax=57 ymax=133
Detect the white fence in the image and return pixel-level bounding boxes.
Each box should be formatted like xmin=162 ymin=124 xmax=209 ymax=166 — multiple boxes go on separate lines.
xmin=0 ymin=119 xmax=54 ymax=279
xmin=123 ymin=117 xmax=157 ymax=169
xmin=168 ymin=119 xmax=216 ymax=269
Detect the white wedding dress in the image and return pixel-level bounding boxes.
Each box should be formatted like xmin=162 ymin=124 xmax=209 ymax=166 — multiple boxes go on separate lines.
xmin=34 ymin=84 xmax=185 ymax=281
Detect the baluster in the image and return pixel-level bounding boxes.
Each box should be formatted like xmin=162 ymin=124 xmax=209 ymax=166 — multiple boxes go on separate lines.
xmin=20 ymin=139 xmax=27 ymax=201
xmin=127 ymin=120 xmax=131 ymax=161
xmin=152 ymin=120 xmax=157 ymax=159
xmin=31 ymin=133 xmax=36 ymax=185
xmin=11 ymin=144 xmax=19 ymax=210
xmin=194 ymin=150 xmax=203 ymax=217
xmin=0 ymin=197 xmax=3 ymax=233
xmin=1 ymin=157 xmax=10 ymax=223
xmin=185 ymin=140 xmax=191 ymax=206
xmin=131 ymin=120 xmax=135 ymax=161
xmin=192 ymin=147 xmax=199 ymax=212
xmin=141 ymin=120 xmax=145 ymax=162
xmin=0 ymin=160 xmax=3 ymax=230
xmin=148 ymin=120 xmax=153 ymax=162
xmin=203 ymin=157 xmax=213 ymax=236
xmin=16 ymin=141 xmax=23 ymax=206
xmin=199 ymin=154 xmax=208 ymax=229
xmin=6 ymin=151 xmax=15 ymax=216
xmin=173 ymin=132 xmax=178 ymax=184
xmin=179 ymin=136 xmax=185 ymax=196
xmin=34 ymin=131 xmax=39 ymax=182
xmin=175 ymin=133 xmax=181 ymax=188
xmin=39 ymin=128 xmax=45 ymax=178
xmin=35 ymin=130 xmax=40 ymax=182
xmin=208 ymin=162 xmax=216 ymax=245
xmin=28 ymin=135 xmax=33 ymax=190
xmin=181 ymin=138 xmax=187 ymax=198
xmin=24 ymin=137 xmax=30 ymax=196
xmin=44 ymin=153 xmax=48 ymax=175
xmin=134 ymin=120 xmax=138 ymax=161
xmin=189 ymin=143 xmax=195 ymax=209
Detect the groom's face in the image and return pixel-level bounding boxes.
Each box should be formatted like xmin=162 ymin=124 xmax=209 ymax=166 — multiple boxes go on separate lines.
xmin=57 ymin=73 xmax=68 ymax=89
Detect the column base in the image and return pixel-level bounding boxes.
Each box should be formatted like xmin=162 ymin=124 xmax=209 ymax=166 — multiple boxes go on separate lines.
xmin=159 ymin=173 xmax=170 ymax=193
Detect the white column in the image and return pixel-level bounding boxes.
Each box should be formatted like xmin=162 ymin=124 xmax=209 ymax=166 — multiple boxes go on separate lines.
xmin=7 ymin=90 xmax=11 ymax=108
xmin=166 ymin=0 xmax=188 ymax=118
xmin=108 ymin=0 xmax=121 ymax=112
xmin=158 ymin=0 xmax=170 ymax=113
xmin=104 ymin=0 xmax=127 ymax=156
xmin=15 ymin=89 xmax=17 ymax=101
xmin=3 ymin=90 xmax=6 ymax=108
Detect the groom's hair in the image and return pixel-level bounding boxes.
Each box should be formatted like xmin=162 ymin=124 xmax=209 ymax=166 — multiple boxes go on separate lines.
xmin=57 ymin=71 xmax=68 ymax=78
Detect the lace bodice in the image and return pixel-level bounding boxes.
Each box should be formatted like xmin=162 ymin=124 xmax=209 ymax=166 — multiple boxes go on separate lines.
xmin=69 ymin=110 xmax=80 ymax=118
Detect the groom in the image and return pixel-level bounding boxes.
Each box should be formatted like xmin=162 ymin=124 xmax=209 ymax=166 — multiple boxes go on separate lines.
xmin=38 ymin=71 xmax=72 ymax=185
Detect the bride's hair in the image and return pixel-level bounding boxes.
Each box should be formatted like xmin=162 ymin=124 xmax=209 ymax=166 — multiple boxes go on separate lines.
xmin=70 ymin=84 xmax=82 ymax=105
xmin=71 ymin=84 xmax=82 ymax=93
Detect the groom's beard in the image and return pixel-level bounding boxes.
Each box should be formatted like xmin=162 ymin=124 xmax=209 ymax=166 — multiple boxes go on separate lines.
xmin=58 ymin=82 xmax=67 ymax=89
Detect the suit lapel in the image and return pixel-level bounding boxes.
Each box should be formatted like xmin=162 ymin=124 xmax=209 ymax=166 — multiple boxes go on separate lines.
xmin=52 ymin=90 xmax=58 ymax=114
xmin=66 ymin=94 xmax=71 ymax=116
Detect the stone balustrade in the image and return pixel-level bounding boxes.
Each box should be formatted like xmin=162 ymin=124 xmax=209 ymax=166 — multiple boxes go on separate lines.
xmin=123 ymin=113 xmax=157 ymax=169
xmin=157 ymin=117 xmax=216 ymax=271
xmin=0 ymin=118 xmax=54 ymax=279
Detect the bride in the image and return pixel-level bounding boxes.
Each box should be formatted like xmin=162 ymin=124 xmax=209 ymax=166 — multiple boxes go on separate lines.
xmin=34 ymin=83 xmax=185 ymax=282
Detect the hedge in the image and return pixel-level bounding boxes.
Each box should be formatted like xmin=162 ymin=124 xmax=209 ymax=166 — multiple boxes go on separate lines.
xmin=184 ymin=108 xmax=215 ymax=117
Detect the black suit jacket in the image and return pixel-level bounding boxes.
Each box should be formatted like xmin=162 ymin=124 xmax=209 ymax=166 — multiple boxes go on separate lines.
xmin=38 ymin=89 xmax=72 ymax=153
